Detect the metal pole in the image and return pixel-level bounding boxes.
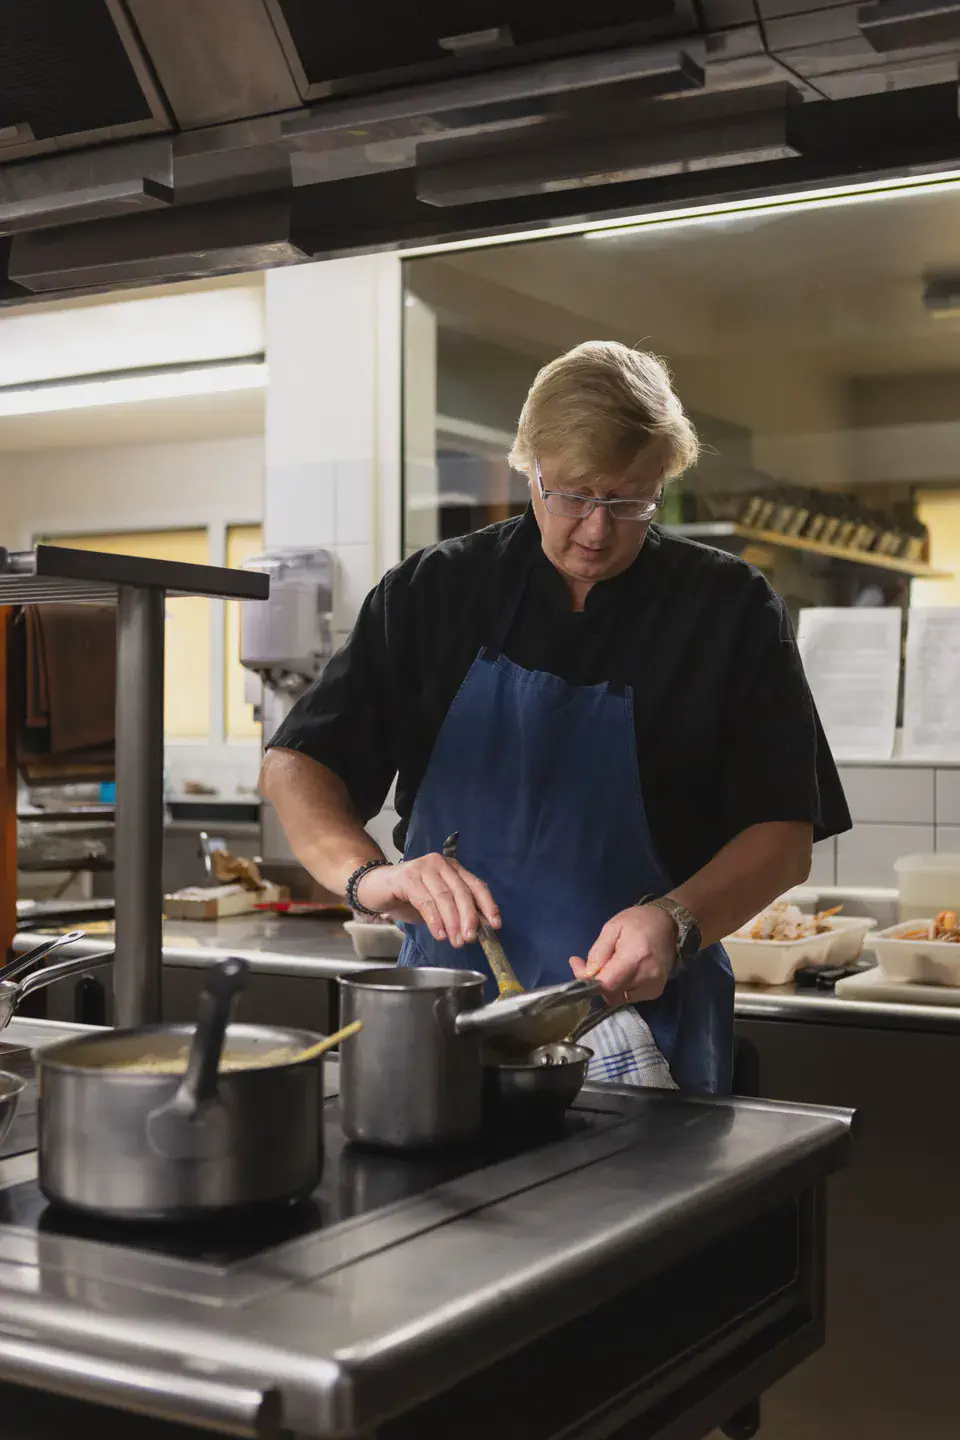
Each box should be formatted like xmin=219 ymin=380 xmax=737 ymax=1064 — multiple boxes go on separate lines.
xmin=114 ymin=586 xmax=165 ymax=1026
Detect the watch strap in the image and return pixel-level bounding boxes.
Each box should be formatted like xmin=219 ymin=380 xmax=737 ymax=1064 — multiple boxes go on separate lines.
xmin=637 ymin=894 xmax=701 ymax=967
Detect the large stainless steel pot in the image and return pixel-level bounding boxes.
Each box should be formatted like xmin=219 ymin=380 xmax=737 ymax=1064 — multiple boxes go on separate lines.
xmin=338 ymin=967 xmax=601 ymax=1149
xmin=339 ymin=967 xmax=486 ymax=1148
xmin=36 ymin=958 xmax=327 ymax=1220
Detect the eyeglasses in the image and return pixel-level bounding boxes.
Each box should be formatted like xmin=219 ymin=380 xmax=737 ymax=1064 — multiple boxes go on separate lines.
xmin=535 ymin=458 xmax=662 ymax=523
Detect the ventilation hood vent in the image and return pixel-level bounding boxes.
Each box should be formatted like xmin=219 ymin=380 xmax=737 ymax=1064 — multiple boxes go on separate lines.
xmin=2 ymin=0 xmax=960 ymax=296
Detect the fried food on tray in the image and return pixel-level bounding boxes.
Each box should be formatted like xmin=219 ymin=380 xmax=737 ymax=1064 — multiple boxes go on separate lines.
xmin=738 ymin=900 xmax=841 ymax=942
xmin=898 ymin=910 xmax=960 ymax=944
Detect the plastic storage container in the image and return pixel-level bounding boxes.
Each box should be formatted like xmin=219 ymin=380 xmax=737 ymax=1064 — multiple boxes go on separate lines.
xmin=344 ymin=920 xmax=404 ymax=960
xmin=895 ymin=854 xmax=960 ymax=921
xmin=723 ymin=929 xmax=835 ymax=986
xmin=870 ymin=920 xmax=960 ymax=985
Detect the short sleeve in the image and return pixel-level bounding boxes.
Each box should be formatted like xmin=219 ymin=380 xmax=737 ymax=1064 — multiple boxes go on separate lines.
xmin=266 ymin=579 xmax=396 ymax=824
xmin=720 ymin=580 xmax=851 ymax=843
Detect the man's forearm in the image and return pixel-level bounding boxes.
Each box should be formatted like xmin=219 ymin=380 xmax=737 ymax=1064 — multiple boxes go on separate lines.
xmin=258 ymin=749 xmax=383 ymax=897
xmin=669 ymin=821 xmax=813 ymax=948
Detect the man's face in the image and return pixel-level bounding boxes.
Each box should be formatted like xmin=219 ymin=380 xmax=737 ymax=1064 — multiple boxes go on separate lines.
xmin=531 ymin=448 xmax=664 ymax=593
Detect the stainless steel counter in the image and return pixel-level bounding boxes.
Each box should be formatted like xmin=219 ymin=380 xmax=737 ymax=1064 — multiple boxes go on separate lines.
xmin=14 ymin=915 xmax=370 ymax=979
xmin=18 ymin=917 xmax=960 ymax=1036
xmin=0 ymin=1014 xmax=852 ymax=1440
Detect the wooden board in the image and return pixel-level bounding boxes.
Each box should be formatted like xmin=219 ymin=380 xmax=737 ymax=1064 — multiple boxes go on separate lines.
xmin=163 ymin=881 xmax=288 ymax=921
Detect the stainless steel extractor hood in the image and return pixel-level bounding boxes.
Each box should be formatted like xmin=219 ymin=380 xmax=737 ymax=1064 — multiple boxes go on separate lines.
xmin=3 ymin=0 xmax=960 ymax=298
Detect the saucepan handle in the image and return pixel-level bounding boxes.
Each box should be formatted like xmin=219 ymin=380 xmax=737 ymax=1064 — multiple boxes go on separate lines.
xmin=570 ymin=1000 xmax=635 ymax=1042
xmin=1 ymin=930 xmax=88 ymax=984
xmin=454 ymin=977 xmax=601 ymax=1036
xmin=15 ymin=951 xmax=114 ymax=1001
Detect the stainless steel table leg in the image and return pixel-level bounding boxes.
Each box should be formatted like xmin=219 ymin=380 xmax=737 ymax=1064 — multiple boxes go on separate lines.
xmin=113 ymin=585 xmax=165 ymax=1026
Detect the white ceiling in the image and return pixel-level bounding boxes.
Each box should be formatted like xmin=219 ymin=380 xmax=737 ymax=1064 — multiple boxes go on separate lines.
xmin=0 ymin=272 xmax=266 ymax=452
xmin=0 ymin=385 xmax=265 ymax=451
xmin=413 ymin=183 xmax=960 ymax=377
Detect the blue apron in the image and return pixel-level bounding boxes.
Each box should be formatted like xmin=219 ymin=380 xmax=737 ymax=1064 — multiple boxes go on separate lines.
xmin=397 ymin=558 xmax=734 ymax=1094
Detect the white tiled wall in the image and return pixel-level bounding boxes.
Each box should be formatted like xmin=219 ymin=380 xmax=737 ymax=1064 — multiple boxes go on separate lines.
xmin=834 ymin=764 xmax=960 ymax=886
xmin=263 ymin=256 xmax=404 ymax=866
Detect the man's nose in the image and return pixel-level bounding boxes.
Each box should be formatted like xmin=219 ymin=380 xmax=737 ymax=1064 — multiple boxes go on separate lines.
xmin=578 ymin=503 xmax=613 ymax=543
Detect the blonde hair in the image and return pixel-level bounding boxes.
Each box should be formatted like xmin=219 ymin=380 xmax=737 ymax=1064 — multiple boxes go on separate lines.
xmin=509 ymin=341 xmax=699 ymax=483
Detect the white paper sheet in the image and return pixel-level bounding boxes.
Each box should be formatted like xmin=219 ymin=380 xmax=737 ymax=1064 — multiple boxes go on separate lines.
xmin=903 ymin=607 xmax=960 ymax=759
xmin=797 ymin=607 xmax=901 ymax=761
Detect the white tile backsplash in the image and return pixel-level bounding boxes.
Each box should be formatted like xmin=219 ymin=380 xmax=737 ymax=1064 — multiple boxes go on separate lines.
xmin=336 ymin=461 xmax=374 ymax=545
xmin=936 ymin=825 xmax=960 ymax=853
xmin=809 ymin=837 xmax=837 ymax=886
xmin=837 ymin=824 xmax=934 ymax=887
xmin=334 ymin=543 xmax=374 ymax=629
xmin=937 ymin=770 xmax=960 ymax=825
xmin=264 ymin=461 xmax=337 ymax=548
xmin=838 ymin=765 xmax=935 ymax=824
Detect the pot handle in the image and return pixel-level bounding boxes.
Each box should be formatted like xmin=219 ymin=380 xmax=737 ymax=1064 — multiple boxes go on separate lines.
xmin=570 ymin=1000 xmax=635 ymax=1042
xmin=454 ymin=977 xmax=600 ymax=1036
xmin=0 ymin=1328 xmax=281 ymax=1438
xmin=147 ymin=957 xmax=248 ymax=1160
xmin=1 ymin=930 xmax=87 ymax=984
xmin=14 ymin=951 xmax=114 ymax=1001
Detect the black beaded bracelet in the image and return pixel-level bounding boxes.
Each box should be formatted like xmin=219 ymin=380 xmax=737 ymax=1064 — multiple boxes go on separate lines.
xmin=345 ymin=858 xmax=390 ymax=917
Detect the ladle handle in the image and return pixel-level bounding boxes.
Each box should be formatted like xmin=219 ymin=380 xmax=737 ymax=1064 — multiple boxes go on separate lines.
xmin=442 ymin=832 xmax=523 ymax=997
xmin=180 ymin=957 xmax=249 ymax=1111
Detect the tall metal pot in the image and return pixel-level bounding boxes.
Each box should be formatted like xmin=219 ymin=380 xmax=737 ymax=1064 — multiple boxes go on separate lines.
xmin=339 ymin=967 xmax=486 ymax=1148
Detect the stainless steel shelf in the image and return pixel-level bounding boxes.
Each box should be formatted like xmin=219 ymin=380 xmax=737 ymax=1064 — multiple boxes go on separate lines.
xmin=3 ymin=545 xmax=270 ymax=1024
xmin=0 ymin=545 xmax=270 ymax=604
xmin=17 ymin=858 xmax=113 ymax=874
xmin=18 ymin=810 xmax=115 ymax=825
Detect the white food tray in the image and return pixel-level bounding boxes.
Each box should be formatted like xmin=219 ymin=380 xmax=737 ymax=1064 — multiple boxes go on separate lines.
xmin=344 ymin=919 xmax=403 ymax=960
xmin=870 ymin=920 xmax=960 ymax=985
xmin=724 ymin=916 xmax=876 ymax=986
xmin=822 ymin=915 xmax=878 ymax=965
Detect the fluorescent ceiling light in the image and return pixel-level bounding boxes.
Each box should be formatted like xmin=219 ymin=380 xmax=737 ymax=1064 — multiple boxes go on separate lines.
xmin=402 ymin=165 xmax=960 ymax=256
xmin=0 ymin=359 xmax=267 ymax=418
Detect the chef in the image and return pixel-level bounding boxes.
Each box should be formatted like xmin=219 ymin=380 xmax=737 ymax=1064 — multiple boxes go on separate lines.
xmin=260 ymin=341 xmax=850 ymax=1094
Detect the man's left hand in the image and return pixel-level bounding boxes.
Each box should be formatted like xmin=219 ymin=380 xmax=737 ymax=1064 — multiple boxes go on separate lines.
xmin=571 ymin=905 xmax=678 ymax=1004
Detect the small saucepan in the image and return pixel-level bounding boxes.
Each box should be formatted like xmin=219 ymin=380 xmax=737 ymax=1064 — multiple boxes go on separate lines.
xmin=482 ymin=1042 xmax=593 ymax=1128
xmin=0 ymin=933 xmax=113 ymax=1032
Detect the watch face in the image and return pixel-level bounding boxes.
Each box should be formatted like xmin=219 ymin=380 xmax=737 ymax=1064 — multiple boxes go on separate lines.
xmin=679 ymin=921 xmax=702 ymax=960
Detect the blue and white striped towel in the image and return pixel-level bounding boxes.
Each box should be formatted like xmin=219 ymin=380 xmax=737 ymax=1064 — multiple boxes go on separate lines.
xmin=581 ymin=1007 xmax=677 ymax=1090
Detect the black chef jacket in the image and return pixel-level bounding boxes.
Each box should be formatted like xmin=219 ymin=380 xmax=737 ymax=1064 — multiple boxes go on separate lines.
xmin=268 ymin=508 xmax=851 ymax=885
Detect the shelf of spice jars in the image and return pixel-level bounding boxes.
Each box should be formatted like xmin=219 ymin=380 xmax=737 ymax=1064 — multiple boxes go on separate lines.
xmin=665 ymin=522 xmax=952 ymax=580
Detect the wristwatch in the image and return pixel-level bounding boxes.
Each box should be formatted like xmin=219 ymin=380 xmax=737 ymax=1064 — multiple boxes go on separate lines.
xmin=638 ymin=894 xmax=702 ymax=969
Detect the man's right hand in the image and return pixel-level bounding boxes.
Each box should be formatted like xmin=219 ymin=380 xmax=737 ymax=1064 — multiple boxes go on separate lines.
xmin=356 ymin=854 xmax=500 ymax=948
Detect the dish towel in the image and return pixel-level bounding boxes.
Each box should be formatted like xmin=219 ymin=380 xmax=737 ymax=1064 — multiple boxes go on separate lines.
xmin=581 ymin=1006 xmax=678 ymax=1090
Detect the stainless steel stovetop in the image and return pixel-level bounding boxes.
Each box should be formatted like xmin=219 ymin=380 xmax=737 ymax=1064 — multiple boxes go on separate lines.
xmin=0 ymin=1085 xmax=639 ymax=1308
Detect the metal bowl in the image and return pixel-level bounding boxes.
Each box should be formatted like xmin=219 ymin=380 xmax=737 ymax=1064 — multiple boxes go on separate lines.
xmin=482 ymin=1042 xmax=592 ymax=1126
xmin=0 ymin=1071 xmax=26 ymax=1149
